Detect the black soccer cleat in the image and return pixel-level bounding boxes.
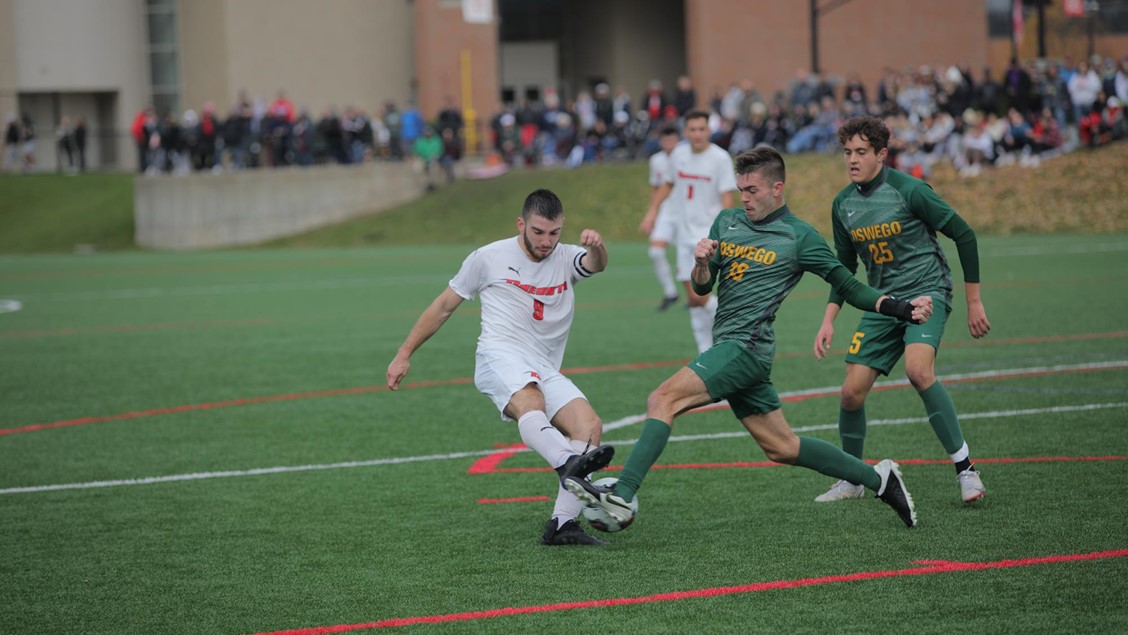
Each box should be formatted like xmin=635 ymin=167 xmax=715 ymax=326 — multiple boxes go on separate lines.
xmin=874 ymin=459 xmax=918 ymax=528
xmin=555 ymin=444 xmax=615 ymax=485
xmin=541 ymin=517 xmax=608 ymax=546
xmin=657 ymin=295 xmax=679 ymax=311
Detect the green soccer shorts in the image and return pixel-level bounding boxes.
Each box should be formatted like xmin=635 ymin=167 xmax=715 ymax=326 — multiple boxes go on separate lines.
xmin=688 ymin=340 xmax=781 ymax=418
xmin=844 ymin=295 xmax=951 ymax=375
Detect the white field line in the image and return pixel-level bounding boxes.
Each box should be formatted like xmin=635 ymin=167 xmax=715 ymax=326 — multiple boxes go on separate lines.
xmin=603 ymin=359 xmax=1128 ymax=431
xmin=3 ymin=401 xmax=1126 ymax=496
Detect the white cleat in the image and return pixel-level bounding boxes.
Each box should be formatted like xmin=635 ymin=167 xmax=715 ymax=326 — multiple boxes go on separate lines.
xmin=814 ymin=479 xmax=866 ymax=502
xmin=563 ymin=476 xmax=634 ymax=524
xmin=958 ymin=468 xmax=986 ymax=503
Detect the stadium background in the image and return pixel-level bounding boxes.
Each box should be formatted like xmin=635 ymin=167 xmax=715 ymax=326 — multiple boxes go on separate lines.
xmin=2 ymin=0 xmax=1126 ymax=173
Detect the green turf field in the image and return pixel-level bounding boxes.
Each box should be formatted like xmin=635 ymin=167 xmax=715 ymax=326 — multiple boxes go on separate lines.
xmin=2 ymin=234 xmax=1127 ymax=634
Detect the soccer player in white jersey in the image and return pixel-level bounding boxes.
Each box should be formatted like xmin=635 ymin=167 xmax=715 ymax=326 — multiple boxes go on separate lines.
xmin=644 ymin=126 xmax=683 ymax=311
xmin=640 ymin=110 xmax=737 ymax=352
xmin=386 ymin=189 xmax=616 ymax=546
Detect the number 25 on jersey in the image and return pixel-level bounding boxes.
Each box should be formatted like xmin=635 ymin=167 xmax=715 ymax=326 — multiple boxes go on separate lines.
xmin=868 ymin=241 xmax=894 ymax=264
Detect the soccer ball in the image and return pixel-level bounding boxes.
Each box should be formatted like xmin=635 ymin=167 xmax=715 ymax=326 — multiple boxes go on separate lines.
xmin=581 ymin=477 xmax=638 ymax=532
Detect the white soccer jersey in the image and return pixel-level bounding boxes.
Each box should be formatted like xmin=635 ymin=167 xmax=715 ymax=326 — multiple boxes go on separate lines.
xmin=648 ymin=149 xmax=674 ymax=194
xmin=449 ymin=236 xmax=594 ymax=370
xmin=648 ymin=148 xmax=677 ymax=242
xmin=664 ymin=143 xmax=737 ymax=246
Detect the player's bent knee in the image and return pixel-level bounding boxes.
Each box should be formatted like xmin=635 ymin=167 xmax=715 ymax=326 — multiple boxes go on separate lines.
xmin=839 ymin=388 xmax=866 ymax=411
xmin=905 ymin=369 xmax=935 ymax=391
xmin=762 ymin=444 xmax=797 ymax=465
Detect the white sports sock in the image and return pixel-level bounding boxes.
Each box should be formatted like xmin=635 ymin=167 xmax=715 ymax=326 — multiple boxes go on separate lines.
xmin=689 ymin=295 xmax=717 ymax=353
xmin=950 ymin=441 xmax=970 ymax=464
xmin=517 ymin=411 xmax=573 ymax=469
xmin=552 ymin=439 xmax=594 ymax=523
xmin=648 ymin=246 xmax=677 ymax=298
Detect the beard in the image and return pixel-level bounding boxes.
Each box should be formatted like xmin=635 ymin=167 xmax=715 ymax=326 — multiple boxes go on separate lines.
xmin=522 ymin=231 xmax=555 ymax=261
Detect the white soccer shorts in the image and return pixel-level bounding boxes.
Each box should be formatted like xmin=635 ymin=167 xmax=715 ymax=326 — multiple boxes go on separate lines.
xmin=674 ymin=241 xmax=702 ymax=282
xmin=649 ymin=206 xmax=678 ymax=244
xmin=474 ymin=348 xmax=586 ymax=421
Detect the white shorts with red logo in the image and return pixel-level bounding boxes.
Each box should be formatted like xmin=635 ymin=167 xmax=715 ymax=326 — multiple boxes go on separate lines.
xmin=474 ymin=349 xmax=586 ymax=421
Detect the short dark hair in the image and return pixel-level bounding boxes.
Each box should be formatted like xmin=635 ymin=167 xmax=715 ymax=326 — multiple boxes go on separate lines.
xmin=684 ymin=109 xmax=710 ymax=125
xmin=522 ymin=189 xmax=564 ymax=221
xmin=660 ymin=125 xmax=680 ymax=137
xmin=734 ymin=146 xmax=786 ymax=185
xmin=837 ymin=115 xmax=890 ymax=152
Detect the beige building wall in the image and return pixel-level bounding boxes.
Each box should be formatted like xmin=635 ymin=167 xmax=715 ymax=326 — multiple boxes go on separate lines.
xmin=178 ymin=0 xmax=230 ymax=113
xmin=181 ymin=0 xmax=414 ymax=118
xmin=0 ymin=0 xmax=18 ymax=120
xmin=2 ymin=0 xmax=148 ymax=171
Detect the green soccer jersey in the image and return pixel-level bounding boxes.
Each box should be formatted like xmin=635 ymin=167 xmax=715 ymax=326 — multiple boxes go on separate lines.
xmin=696 ymin=205 xmax=881 ymax=360
xmin=829 ymin=166 xmax=955 ymax=305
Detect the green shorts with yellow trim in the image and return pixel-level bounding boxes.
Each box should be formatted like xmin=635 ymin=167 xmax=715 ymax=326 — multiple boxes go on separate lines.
xmin=688 ymin=340 xmax=781 ymax=418
xmin=844 ymin=295 xmax=950 ymax=376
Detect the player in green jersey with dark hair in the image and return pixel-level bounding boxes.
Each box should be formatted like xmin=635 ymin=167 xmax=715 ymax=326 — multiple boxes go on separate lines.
xmin=812 ymin=115 xmax=992 ymax=505
xmin=565 ymin=146 xmax=933 ymax=530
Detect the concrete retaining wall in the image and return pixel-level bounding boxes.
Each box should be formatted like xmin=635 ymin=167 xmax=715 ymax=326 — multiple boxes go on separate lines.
xmin=134 ymin=162 xmax=424 ymax=250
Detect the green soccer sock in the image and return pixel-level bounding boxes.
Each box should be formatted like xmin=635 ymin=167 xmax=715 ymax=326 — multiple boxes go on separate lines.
xmin=614 ymin=418 xmax=672 ymax=502
xmin=796 ymin=436 xmax=880 ymax=491
xmin=920 ymin=381 xmax=966 ymax=454
xmin=839 ymin=406 xmax=867 ymax=460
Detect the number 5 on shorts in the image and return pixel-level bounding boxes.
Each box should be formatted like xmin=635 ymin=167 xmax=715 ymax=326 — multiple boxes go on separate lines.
xmin=849 ymin=331 xmax=865 ymax=354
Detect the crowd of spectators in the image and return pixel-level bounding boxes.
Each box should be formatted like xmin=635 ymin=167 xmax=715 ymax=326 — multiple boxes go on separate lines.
xmin=127 ymin=89 xmax=464 ymax=177
xmin=104 ymin=52 xmax=1127 ymax=181
xmin=484 ymin=54 xmax=1126 ymax=179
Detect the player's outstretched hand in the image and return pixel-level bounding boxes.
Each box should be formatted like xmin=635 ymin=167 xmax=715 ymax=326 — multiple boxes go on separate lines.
xmin=386 ymin=356 xmax=410 ymax=391
xmin=909 ymin=295 xmax=933 ymax=324
xmin=580 ymin=229 xmax=604 ymax=248
xmin=694 ymin=238 xmax=717 ymax=264
xmin=967 ymin=299 xmax=991 ymax=339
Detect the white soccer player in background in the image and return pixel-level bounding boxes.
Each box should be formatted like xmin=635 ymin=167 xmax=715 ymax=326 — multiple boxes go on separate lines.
xmin=386 ymin=188 xmax=616 ymax=546
xmin=644 ymin=125 xmax=683 ymax=311
xmin=640 ymin=109 xmax=736 ymax=352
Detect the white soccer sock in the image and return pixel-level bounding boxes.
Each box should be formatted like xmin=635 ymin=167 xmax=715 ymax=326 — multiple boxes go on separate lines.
xmin=950 ymin=441 xmax=970 ymax=464
xmin=648 ymin=246 xmax=677 ymax=298
xmin=517 ymin=411 xmax=574 ymax=469
xmin=689 ymin=295 xmax=717 ymax=353
xmin=552 ymin=439 xmax=593 ymax=524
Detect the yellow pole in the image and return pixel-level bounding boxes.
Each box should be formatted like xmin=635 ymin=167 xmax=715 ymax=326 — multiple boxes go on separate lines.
xmin=460 ymin=49 xmax=478 ymax=155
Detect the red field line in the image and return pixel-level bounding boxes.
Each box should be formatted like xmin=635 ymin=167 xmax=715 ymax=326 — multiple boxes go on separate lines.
xmin=3 ymin=331 xmax=1124 ymax=436
xmin=469 ymin=455 xmax=1128 ymax=476
xmin=477 ymin=496 xmax=551 ymax=504
xmin=0 ymin=318 xmax=275 ymax=338
xmin=246 ymin=548 xmax=1128 ymax=634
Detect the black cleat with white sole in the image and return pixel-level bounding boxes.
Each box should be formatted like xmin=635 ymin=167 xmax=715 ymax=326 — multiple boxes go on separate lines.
xmin=874 ymin=459 xmax=917 ymax=528
xmin=555 ymin=444 xmax=615 ymax=485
